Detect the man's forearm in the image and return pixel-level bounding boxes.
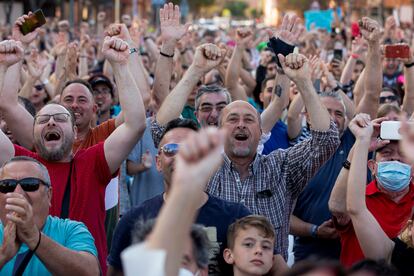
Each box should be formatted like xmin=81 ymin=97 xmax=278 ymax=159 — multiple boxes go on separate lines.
xmin=289 ymin=214 xmax=313 ymax=237
xmin=402 ymin=66 xmax=414 ymax=116
xmin=340 ymin=56 xmax=357 ymax=85
xmin=112 ymin=64 xmax=146 ymax=129
xmin=296 ymin=79 xmax=330 ymax=131
xmin=357 ymin=42 xmax=381 ymax=119
xmin=225 ymin=46 xmax=248 ymax=101
xmin=156 ymin=65 xmax=203 ymax=126
xmin=35 ymin=234 xmax=99 ymax=275
xmin=152 ymin=41 xmax=176 ymax=110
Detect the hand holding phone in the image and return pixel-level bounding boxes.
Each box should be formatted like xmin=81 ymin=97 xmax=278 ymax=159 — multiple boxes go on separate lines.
xmin=381 ymin=121 xmax=403 ymax=140
xmin=12 ymin=11 xmax=46 ymax=45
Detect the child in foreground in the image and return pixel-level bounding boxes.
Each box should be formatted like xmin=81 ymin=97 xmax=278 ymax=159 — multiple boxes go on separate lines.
xmin=224 ymin=215 xmax=275 ymax=276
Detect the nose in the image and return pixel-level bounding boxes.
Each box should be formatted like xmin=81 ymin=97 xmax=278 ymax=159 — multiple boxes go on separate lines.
xmin=46 ymin=116 xmax=57 ymax=126
xmin=14 ymin=184 xmax=25 ymax=194
xmin=254 ymin=245 xmax=263 ymax=255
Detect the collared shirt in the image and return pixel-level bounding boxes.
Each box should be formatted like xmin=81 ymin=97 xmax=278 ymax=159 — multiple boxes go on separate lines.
xmin=151 ymin=119 xmax=340 ymax=259
xmin=337 ymin=180 xmax=414 ymax=267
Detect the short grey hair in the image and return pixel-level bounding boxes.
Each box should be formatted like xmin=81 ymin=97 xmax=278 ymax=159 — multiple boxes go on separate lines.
xmin=132 ymin=219 xmax=211 ymax=269
xmin=319 ymin=91 xmax=347 ymax=114
xmin=0 ymin=156 xmax=51 ymax=186
xmin=194 ymin=84 xmax=232 ymax=110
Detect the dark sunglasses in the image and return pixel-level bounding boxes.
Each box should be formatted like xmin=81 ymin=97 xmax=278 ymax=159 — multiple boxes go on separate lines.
xmin=160 ymin=143 xmax=180 ymax=157
xmin=380 ymin=95 xmax=397 ymax=104
xmin=0 ymin=177 xmax=50 ymax=193
xmin=34 ymin=84 xmax=45 ymax=91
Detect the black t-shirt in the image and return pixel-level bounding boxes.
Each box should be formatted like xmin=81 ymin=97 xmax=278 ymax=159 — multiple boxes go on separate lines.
xmin=391 ymin=238 xmax=414 ymax=276
xmin=108 ymin=193 xmax=251 ymax=276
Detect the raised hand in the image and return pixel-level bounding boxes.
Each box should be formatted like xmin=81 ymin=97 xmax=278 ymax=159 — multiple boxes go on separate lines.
xmin=52 ymin=32 xmax=68 ymax=57
xmin=0 ymin=40 xmax=24 ymax=68
xmin=12 ymin=13 xmax=39 ymax=46
xmin=105 ymin=23 xmax=132 ymax=42
xmin=27 ymin=49 xmax=48 ymax=79
xmin=278 ymin=53 xmax=310 ymax=84
xmin=351 ymin=36 xmax=368 ymax=56
xmin=173 ymin=127 xmax=224 ymax=192
xmin=235 ymin=28 xmax=253 ymax=49
xmin=192 ymin=43 xmax=226 ymax=72
xmin=65 ymin=42 xmax=79 ymax=80
xmin=268 ymin=14 xmax=304 ymax=46
xmin=160 ymin=3 xmax=191 ymax=43
xmin=348 ymin=113 xmax=373 ymax=141
xmin=5 ymin=193 xmax=39 ymax=250
xmin=0 ymin=221 xmax=20 ymax=264
xmin=102 ymin=36 xmax=129 ymax=64
xmin=359 ymin=17 xmax=382 ymax=44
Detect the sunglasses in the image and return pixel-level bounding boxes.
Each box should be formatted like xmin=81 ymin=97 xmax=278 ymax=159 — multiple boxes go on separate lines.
xmin=0 ymin=177 xmax=50 ymax=193
xmin=34 ymin=84 xmax=45 ymax=91
xmin=160 ymin=143 xmax=180 ymax=157
xmin=380 ymin=95 xmax=397 ymax=104
xmin=34 ymin=113 xmax=70 ymax=124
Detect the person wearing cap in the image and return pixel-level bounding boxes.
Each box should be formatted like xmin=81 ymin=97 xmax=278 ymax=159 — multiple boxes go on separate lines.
xmin=88 ymin=74 xmax=120 ymax=125
xmin=329 ymin=114 xmax=414 ymax=267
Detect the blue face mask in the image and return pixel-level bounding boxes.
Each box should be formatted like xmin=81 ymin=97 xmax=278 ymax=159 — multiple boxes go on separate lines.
xmin=376 ymin=161 xmax=412 ymax=192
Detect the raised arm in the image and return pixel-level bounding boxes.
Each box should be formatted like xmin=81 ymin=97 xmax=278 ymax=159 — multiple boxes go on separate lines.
xmin=279 ymin=53 xmax=330 ymax=131
xmin=346 ymin=114 xmax=395 ymax=261
xmin=0 ymin=40 xmax=34 ymax=150
xmin=156 ymin=43 xmax=226 ymax=126
xmin=225 ymin=28 xmax=251 ymax=102
xmin=102 ymin=37 xmax=146 ymax=174
xmin=145 ymin=128 xmax=224 ymax=276
xmin=402 ymin=49 xmax=414 ymax=116
xmin=260 ymin=73 xmax=289 ymax=134
xmin=340 ymin=37 xmax=366 ymax=85
xmin=355 ymin=18 xmax=382 ymax=119
xmin=152 ymin=3 xmax=191 ymax=111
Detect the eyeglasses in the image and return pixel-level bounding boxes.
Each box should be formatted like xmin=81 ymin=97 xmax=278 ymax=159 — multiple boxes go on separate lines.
xmin=34 ymin=113 xmax=71 ymax=124
xmin=0 ymin=177 xmax=50 ymax=193
xmin=160 ymin=143 xmax=180 ymax=157
xmin=34 ymin=84 xmax=45 ymax=91
xmin=198 ymin=104 xmax=226 ymax=113
xmin=380 ymin=95 xmax=397 ymax=104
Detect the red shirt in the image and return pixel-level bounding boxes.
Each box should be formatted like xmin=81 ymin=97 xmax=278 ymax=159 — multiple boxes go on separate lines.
xmin=337 ymin=179 xmax=414 ymax=267
xmin=14 ymin=143 xmax=112 ymax=274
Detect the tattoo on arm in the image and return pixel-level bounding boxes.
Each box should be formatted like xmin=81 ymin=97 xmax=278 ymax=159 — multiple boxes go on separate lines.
xmin=274 ymin=84 xmax=282 ymax=97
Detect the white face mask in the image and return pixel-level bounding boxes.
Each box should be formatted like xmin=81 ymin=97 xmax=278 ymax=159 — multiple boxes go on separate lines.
xmin=179 ymin=268 xmax=200 ymax=276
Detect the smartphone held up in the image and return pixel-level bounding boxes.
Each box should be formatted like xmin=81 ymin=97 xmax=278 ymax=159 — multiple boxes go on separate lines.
xmin=20 ymin=9 xmax=46 ymax=35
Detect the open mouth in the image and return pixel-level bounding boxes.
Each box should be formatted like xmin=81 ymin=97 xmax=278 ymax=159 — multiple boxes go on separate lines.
xmin=234 ymin=133 xmax=248 ymax=141
xmin=44 ymin=131 xmax=61 ymax=142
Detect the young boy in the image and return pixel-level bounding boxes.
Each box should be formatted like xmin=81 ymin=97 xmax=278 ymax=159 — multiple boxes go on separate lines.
xmin=223 ymin=215 xmax=275 ymax=276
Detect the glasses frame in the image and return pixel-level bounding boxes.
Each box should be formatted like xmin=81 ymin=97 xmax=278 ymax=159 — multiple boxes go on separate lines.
xmin=160 ymin=143 xmax=180 ymax=157
xmin=34 ymin=113 xmax=71 ymax=124
xmin=0 ymin=177 xmax=50 ymax=194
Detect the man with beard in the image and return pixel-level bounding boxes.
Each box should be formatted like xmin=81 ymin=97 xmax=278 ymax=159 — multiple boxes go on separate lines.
xmin=0 ymin=36 xmax=146 ymax=275
xmin=108 ymin=118 xmax=251 ymax=276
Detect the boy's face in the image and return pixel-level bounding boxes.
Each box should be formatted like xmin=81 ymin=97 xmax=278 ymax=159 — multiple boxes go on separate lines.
xmin=224 ymin=227 xmax=274 ymax=276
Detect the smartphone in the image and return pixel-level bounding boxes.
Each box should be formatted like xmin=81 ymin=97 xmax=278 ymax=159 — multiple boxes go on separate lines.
xmin=20 ymin=9 xmax=46 ymax=35
xmin=381 ymin=121 xmax=402 ymax=140
xmin=384 ymin=44 xmax=410 ymax=59
xmin=333 ymin=49 xmax=343 ymax=61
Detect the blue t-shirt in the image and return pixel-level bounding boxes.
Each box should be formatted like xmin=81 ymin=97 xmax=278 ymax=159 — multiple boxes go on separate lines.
xmin=108 ymin=194 xmax=251 ymax=276
xmin=0 ymin=216 xmax=97 ymax=276
xmin=262 ymin=120 xmax=290 ymax=155
xmin=293 ymin=128 xmax=355 ymax=261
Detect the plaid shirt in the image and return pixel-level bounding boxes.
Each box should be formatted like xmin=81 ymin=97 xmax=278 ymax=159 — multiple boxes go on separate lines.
xmin=151 ymin=119 xmax=340 ymax=259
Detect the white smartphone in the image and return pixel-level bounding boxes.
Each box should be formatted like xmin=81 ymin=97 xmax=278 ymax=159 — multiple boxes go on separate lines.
xmin=380 ymin=121 xmax=402 ymax=140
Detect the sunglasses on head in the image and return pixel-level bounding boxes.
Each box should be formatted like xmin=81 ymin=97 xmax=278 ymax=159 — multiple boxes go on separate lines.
xmin=34 ymin=84 xmax=45 ymax=91
xmin=380 ymin=95 xmax=397 ymax=104
xmin=160 ymin=143 xmax=180 ymax=157
xmin=0 ymin=177 xmax=50 ymax=193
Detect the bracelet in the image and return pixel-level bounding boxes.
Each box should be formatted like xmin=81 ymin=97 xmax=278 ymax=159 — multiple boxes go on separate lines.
xmin=310 ymin=224 xmax=318 ymax=238
xmin=32 ymin=230 xmax=42 ymax=252
xmin=129 ymin=48 xmax=139 ymax=55
xmin=342 ymin=160 xmax=351 ymax=170
xmin=351 ymin=53 xmax=360 ymax=59
xmin=160 ymin=51 xmax=174 ymax=58
xmin=404 ymin=62 xmax=414 ymax=68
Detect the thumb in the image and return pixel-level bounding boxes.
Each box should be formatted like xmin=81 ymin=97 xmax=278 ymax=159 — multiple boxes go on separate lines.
xmin=277 ymin=54 xmax=286 ymax=68
xmin=184 ymin=22 xmax=192 ymax=32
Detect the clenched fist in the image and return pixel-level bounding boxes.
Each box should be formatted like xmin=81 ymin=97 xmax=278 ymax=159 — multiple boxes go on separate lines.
xmin=0 ymin=40 xmax=24 ymax=68
xmin=102 ymin=36 xmax=129 ymax=64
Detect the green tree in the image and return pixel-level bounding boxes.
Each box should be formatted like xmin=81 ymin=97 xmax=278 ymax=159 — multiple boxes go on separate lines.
xmin=224 ymin=1 xmax=248 ymax=18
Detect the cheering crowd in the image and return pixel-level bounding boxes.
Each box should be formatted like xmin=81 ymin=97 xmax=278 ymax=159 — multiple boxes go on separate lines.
xmin=0 ymin=3 xmax=414 ymax=276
